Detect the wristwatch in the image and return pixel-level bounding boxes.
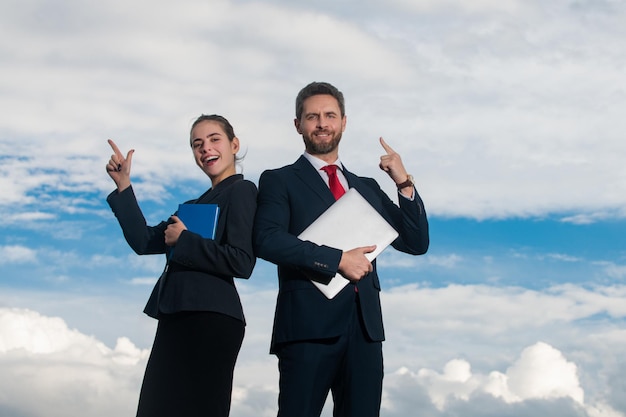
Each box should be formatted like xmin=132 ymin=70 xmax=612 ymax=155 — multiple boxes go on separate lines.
xmin=396 ymin=174 xmax=414 ymax=190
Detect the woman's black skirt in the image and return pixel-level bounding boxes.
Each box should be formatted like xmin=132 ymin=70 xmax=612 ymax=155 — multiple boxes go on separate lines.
xmin=136 ymin=311 xmax=245 ymax=417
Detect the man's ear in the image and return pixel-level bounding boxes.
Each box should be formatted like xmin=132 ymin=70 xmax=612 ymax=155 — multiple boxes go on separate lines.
xmin=294 ymin=118 xmax=302 ymax=134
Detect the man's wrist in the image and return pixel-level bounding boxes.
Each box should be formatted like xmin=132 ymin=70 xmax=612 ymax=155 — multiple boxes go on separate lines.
xmin=396 ymin=174 xmax=414 ymax=190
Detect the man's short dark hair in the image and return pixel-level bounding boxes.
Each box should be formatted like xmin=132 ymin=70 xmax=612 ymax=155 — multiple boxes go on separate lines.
xmin=295 ymin=82 xmax=345 ymax=120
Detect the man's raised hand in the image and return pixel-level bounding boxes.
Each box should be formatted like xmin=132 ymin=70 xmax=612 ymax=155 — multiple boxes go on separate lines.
xmin=378 ymin=137 xmax=408 ymax=184
xmin=379 ymin=137 xmax=414 ymax=198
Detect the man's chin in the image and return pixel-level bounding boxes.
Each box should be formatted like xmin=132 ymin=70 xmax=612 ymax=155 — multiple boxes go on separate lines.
xmin=305 ymin=139 xmax=341 ymax=155
xmin=307 ymin=148 xmax=334 ymax=155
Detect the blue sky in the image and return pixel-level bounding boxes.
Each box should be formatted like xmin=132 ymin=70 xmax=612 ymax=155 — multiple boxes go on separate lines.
xmin=2 ymin=0 xmax=626 ymax=416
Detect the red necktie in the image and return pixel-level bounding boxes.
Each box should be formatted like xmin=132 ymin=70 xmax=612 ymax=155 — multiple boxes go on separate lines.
xmin=321 ymin=165 xmax=346 ymax=200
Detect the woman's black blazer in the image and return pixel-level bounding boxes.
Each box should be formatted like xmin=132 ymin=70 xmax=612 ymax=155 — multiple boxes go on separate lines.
xmin=107 ymin=174 xmax=257 ymax=323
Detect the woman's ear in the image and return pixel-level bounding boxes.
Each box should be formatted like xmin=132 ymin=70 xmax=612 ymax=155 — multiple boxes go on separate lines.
xmin=232 ymin=137 xmax=240 ymax=154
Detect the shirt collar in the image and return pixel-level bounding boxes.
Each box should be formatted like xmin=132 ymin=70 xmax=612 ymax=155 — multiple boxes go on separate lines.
xmin=303 ymin=152 xmax=343 ymax=172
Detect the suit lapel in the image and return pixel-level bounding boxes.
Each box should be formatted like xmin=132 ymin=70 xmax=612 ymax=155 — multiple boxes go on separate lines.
xmin=343 ymin=166 xmax=378 ymax=206
xmin=193 ymin=174 xmax=241 ymax=204
xmin=342 ymin=165 xmax=365 ymax=194
xmin=293 ymin=156 xmax=337 ymax=206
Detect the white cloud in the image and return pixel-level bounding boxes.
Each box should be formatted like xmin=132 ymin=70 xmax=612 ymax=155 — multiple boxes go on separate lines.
xmin=596 ymin=261 xmax=626 ymax=280
xmin=561 ymin=212 xmax=620 ymax=225
xmin=546 ymin=253 xmax=583 ymax=262
xmin=492 ymin=342 xmax=584 ymax=404
xmin=389 ymin=0 xmax=526 ymax=14
xmin=426 ymin=253 xmax=464 ymax=268
xmin=2 ymin=281 xmax=626 ymax=416
xmin=126 ymin=253 xmax=167 ymax=274
xmin=127 ymin=277 xmax=158 ymax=286
xmin=0 ymin=307 xmax=147 ymax=360
xmin=414 ymin=358 xmax=480 ymax=409
xmin=548 ymin=284 xmax=626 ymax=318
xmin=413 ymin=341 xmax=584 ymax=409
xmin=377 ymin=251 xmax=464 ymax=270
xmin=587 ymin=403 xmax=626 ymax=417
xmin=383 ymin=342 xmax=624 ymax=417
xmin=1 ymin=0 xmax=626 ymax=221
xmin=0 ymin=307 xmax=149 ymax=417
xmin=1 ymin=0 xmax=626 ymax=413
xmin=0 ymin=245 xmax=37 ymax=264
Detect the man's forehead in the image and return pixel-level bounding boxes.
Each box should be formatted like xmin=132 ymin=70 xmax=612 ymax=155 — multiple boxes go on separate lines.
xmin=303 ymin=95 xmax=341 ymax=113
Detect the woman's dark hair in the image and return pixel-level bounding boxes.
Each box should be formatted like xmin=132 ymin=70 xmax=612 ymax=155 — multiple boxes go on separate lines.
xmin=190 ymin=114 xmax=236 ymax=143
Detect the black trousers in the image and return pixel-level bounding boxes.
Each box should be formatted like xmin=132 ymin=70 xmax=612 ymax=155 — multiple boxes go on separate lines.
xmin=275 ymin=297 xmax=384 ymax=417
xmin=136 ymin=311 xmax=245 ymax=417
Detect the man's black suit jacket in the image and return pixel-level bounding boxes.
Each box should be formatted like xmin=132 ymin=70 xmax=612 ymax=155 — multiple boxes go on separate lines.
xmin=253 ymin=156 xmax=429 ymax=353
xmin=107 ymin=174 xmax=257 ymax=322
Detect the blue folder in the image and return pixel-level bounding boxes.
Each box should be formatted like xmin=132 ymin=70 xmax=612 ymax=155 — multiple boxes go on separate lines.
xmin=177 ymin=203 xmax=220 ymax=239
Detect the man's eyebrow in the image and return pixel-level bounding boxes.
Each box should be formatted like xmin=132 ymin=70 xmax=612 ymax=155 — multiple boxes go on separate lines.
xmin=305 ymin=110 xmax=338 ymax=117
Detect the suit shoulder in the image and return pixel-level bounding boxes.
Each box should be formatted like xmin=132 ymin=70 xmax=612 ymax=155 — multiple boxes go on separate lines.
xmin=259 ymin=162 xmax=300 ymax=184
xmin=347 ymin=172 xmax=381 ymax=190
xmin=233 ymin=178 xmax=258 ymax=193
xmin=260 ymin=162 xmax=298 ymax=176
xmin=356 ymin=175 xmax=379 ymax=186
xmin=227 ymin=179 xmax=258 ymax=206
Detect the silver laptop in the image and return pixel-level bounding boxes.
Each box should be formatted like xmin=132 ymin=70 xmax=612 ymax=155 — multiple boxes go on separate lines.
xmin=298 ymin=188 xmax=399 ymax=298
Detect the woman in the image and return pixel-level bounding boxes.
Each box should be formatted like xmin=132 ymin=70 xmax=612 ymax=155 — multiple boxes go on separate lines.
xmin=105 ymin=114 xmax=257 ymax=417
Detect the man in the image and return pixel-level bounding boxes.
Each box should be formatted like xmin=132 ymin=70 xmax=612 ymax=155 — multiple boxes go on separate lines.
xmin=253 ymin=81 xmax=429 ymax=417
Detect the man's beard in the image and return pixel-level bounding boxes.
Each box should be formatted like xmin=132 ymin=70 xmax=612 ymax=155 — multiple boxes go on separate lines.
xmin=303 ymin=130 xmax=342 ymax=155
